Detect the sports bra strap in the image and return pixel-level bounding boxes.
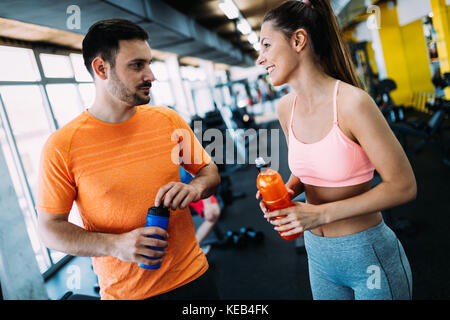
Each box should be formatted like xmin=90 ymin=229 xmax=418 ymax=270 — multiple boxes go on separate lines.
xmin=333 ymin=80 xmax=340 ymax=124
xmin=290 ymin=95 xmax=297 ymax=129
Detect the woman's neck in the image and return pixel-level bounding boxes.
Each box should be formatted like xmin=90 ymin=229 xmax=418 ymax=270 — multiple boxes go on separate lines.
xmin=288 ymin=62 xmax=336 ymax=114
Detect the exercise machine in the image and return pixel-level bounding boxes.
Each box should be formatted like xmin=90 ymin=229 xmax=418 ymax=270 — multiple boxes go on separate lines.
xmin=389 ymin=73 xmax=449 ymax=165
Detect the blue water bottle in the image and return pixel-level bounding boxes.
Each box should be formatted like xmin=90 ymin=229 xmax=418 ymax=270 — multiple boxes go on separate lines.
xmin=138 ymin=205 xmax=170 ymax=270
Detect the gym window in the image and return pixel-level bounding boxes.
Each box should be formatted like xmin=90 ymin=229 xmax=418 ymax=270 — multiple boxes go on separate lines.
xmin=0 ymin=41 xmax=92 ymax=280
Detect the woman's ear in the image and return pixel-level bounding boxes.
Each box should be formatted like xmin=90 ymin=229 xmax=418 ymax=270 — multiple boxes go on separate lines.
xmin=292 ymin=28 xmax=308 ymax=53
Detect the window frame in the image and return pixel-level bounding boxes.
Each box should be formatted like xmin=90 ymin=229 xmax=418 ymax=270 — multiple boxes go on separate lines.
xmin=0 ymin=42 xmax=93 ymax=281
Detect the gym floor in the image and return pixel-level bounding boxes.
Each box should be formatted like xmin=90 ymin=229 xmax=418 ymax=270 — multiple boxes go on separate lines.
xmin=45 ymin=116 xmax=450 ymax=300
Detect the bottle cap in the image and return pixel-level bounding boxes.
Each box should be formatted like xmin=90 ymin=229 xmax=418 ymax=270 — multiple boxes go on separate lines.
xmin=255 ymin=157 xmax=271 ymax=170
xmin=147 ymin=205 xmax=170 ymax=217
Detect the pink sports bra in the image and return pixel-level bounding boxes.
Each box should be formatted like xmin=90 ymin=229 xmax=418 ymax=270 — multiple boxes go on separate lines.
xmin=288 ymin=80 xmax=375 ymax=187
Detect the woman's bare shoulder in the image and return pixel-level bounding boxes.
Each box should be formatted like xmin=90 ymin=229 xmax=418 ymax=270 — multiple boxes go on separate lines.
xmin=338 ymin=81 xmax=375 ymax=113
xmin=276 ymin=92 xmax=295 ymax=125
xmin=277 ymin=91 xmax=295 ymax=109
xmin=336 ymin=81 xmax=381 ymax=141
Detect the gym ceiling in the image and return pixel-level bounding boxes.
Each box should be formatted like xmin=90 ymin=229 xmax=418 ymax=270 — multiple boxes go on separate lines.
xmin=0 ymin=0 xmax=379 ymax=67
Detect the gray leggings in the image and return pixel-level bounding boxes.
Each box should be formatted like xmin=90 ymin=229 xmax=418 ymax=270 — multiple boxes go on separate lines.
xmin=304 ymin=220 xmax=412 ymax=300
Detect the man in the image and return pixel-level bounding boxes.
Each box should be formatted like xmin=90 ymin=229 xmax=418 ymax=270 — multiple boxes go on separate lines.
xmin=36 ymin=19 xmax=220 ymax=300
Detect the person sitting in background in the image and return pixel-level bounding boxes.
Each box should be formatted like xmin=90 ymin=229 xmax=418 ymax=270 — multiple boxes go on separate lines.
xmin=180 ymin=166 xmax=221 ymax=255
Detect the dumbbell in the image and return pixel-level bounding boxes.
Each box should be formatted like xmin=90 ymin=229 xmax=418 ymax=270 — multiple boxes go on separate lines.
xmin=239 ymin=227 xmax=264 ymax=243
xmin=225 ymin=230 xmax=246 ymax=248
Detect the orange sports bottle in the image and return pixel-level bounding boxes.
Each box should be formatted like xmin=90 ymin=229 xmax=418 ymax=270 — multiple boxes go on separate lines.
xmin=255 ymin=158 xmax=302 ymax=241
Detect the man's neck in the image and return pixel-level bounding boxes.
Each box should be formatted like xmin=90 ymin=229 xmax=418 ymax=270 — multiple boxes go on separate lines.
xmin=88 ymin=94 xmax=137 ymax=124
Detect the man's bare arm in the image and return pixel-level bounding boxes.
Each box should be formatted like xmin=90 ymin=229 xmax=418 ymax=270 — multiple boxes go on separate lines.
xmin=38 ymin=211 xmax=168 ymax=265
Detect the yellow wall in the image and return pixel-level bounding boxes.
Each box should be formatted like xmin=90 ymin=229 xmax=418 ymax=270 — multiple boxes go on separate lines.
xmin=446 ymin=3 xmax=450 ymax=98
xmin=430 ymin=0 xmax=450 ymax=98
xmin=377 ymin=1 xmax=441 ymax=106
xmin=400 ymin=20 xmax=434 ymax=94
xmin=445 ymin=2 xmax=450 ymax=98
xmin=378 ymin=1 xmax=412 ymax=105
xmin=342 ymin=27 xmax=357 ymax=42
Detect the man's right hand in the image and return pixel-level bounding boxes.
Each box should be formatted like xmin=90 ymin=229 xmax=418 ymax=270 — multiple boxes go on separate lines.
xmin=112 ymin=226 xmax=169 ymax=266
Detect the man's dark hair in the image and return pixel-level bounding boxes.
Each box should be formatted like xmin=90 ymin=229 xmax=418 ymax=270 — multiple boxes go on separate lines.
xmin=82 ymin=18 xmax=149 ymax=76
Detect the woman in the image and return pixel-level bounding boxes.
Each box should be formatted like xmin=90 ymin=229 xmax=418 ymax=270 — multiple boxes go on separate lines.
xmin=256 ymin=0 xmax=416 ymax=300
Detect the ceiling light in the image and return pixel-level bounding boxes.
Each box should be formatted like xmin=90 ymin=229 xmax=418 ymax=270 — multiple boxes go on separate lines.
xmin=237 ymin=18 xmax=251 ymax=35
xmin=218 ymin=0 xmax=239 ymax=20
xmin=253 ymin=42 xmax=261 ymax=51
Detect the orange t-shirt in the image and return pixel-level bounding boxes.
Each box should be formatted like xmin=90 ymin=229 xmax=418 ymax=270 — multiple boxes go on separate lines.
xmin=35 ymin=105 xmax=211 ymax=300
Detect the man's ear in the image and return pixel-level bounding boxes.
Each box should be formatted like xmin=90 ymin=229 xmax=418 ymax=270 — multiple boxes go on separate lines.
xmin=92 ymin=57 xmax=108 ymax=80
xmin=292 ymin=28 xmax=308 ymax=53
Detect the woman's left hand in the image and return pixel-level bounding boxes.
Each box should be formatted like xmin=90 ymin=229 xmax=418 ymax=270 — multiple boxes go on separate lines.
xmin=263 ymin=202 xmax=327 ymax=237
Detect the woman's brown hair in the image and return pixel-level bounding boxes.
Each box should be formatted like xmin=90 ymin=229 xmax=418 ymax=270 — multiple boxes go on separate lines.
xmin=263 ymin=0 xmax=362 ymax=88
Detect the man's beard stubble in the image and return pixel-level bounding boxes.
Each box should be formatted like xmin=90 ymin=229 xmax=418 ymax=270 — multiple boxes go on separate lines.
xmin=108 ymin=68 xmax=151 ymax=106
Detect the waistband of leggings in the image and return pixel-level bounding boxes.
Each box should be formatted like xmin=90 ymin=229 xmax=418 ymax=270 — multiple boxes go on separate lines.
xmin=304 ymin=220 xmax=392 ymax=250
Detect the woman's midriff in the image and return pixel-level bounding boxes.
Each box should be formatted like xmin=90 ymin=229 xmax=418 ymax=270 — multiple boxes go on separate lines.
xmin=304 ymin=180 xmax=382 ymax=238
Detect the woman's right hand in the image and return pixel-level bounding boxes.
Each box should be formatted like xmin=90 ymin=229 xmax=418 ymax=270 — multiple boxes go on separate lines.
xmin=256 ymin=187 xmax=295 ymax=220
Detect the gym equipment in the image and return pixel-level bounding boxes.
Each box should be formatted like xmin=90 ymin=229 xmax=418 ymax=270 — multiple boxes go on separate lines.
xmin=432 ymin=72 xmax=450 ymax=90
xmin=205 ymin=230 xmax=246 ymax=249
xmin=239 ymin=227 xmax=264 ymax=243
xmin=214 ymin=79 xmax=258 ymax=126
xmin=225 ymin=230 xmax=246 ymax=248
xmin=60 ymin=291 xmax=99 ymax=300
xmin=372 ymin=79 xmax=407 ymax=123
xmin=389 ymin=84 xmax=449 ymax=165
xmin=255 ymin=158 xmax=301 ymax=241
xmin=190 ymin=109 xmax=247 ymax=207
xmin=391 ymin=106 xmax=446 ymax=152
xmin=349 ymin=41 xmax=377 ymax=92
xmin=198 ymin=224 xmax=265 ymax=249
